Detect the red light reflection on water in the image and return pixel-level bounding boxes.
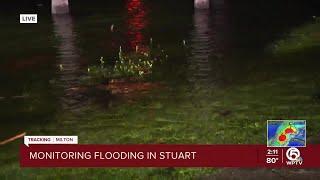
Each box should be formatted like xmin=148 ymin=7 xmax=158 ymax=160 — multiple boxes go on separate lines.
xmin=126 ymin=0 xmax=148 ymax=51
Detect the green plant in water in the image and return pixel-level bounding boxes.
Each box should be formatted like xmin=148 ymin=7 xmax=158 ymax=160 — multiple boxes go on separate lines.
xmin=82 ymin=43 xmax=167 ymax=86
xmin=113 ymin=46 xmax=154 ymax=79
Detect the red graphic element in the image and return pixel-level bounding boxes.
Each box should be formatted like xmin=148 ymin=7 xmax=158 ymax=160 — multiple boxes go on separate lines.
xmin=278 ymin=134 xmax=287 ymax=141
xmin=126 ymin=0 xmax=148 ymax=51
xmin=20 ymin=145 xmax=320 ymax=168
xmin=285 ymin=128 xmax=294 ymax=134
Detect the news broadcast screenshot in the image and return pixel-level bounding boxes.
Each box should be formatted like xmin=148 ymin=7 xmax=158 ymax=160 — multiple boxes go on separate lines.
xmin=1 ymin=0 xmax=320 ymax=179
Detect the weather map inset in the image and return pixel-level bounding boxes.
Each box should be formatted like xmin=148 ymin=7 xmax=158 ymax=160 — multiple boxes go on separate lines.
xmin=267 ymin=120 xmax=306 ymax=147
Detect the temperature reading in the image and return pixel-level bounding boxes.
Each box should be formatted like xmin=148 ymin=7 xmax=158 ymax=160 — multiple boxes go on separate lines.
xmin=266 ymin=157 xmax=279 ymax=164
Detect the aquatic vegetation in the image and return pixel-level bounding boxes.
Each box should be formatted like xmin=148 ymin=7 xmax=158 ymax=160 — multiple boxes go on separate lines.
xmin=82 ymin=44 xmax=167 ymax=86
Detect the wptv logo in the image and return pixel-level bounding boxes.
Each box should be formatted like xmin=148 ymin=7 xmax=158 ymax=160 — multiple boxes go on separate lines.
xmin=285 ymin=147 xmax=303 ymax=166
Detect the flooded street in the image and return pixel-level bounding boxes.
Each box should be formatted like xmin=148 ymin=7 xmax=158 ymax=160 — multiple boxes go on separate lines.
xmin=1 ymin=0 xmax=320 ymax=178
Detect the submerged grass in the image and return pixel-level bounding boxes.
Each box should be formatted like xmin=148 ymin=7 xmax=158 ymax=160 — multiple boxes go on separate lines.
xmin=82 ymin=44 xmax=167 ymax=86
xmin=270 ymin=20 xmax=320 ymax=55
xmin=2 ymin=66 xmax=320 ymax=178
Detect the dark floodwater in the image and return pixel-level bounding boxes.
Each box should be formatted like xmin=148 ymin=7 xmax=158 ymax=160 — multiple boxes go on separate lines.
xmin=0 ymin=0 xmax=318 ymax=139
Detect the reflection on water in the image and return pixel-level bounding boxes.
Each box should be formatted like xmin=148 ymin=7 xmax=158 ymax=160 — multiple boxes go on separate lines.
xmin=53 ymin=14 xmax=86 ymax=111
xmin=194 ymin=0 xmax=210 ymax=9
xmin=126 ymin=0 xmax=148 ymax=51
xmin=52 ymin=0 xmax=69 ymax=14
xmin=188 ymin=9 xmax=214 ymax=87
xmin=188 ymin=2 xmax=228 ymax=87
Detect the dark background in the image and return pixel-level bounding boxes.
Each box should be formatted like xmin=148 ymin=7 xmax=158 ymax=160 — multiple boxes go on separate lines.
xmin=1 ymin=0 xmax=319 ymax=15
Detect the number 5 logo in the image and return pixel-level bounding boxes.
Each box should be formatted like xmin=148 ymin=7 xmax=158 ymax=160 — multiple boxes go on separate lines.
xmin=286 ymin=147 xmax=300 ymax=161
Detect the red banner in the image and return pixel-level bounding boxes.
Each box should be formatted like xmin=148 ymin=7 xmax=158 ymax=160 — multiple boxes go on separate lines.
xmin=20 ymin=145 xmax=320 ymax=168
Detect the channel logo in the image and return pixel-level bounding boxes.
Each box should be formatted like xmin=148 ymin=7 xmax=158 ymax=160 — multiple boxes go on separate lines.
xmin=286 ymin=147 xmax=303 ymax=165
